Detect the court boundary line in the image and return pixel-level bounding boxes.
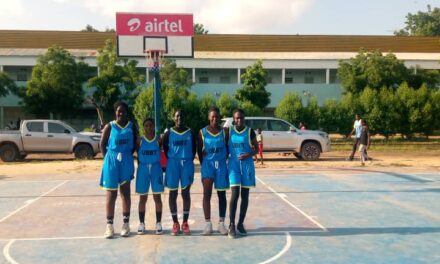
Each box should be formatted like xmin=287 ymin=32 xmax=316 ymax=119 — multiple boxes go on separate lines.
xmin=0 ymin=180 xmax=68 ymax=223
xmin=256 ymin=176 xmax=328 ymax=232
xmin=259 ymin=232 xmax=292 ymax=264
xmin=0 ymin=229 xmax=323 ymax=242
xmin=3 ymin=240 xmax=18 ymax=264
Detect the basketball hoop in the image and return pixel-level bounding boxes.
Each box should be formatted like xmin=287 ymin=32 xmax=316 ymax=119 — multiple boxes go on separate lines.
xmin=145 ymin=49 xmax=165 ymax=72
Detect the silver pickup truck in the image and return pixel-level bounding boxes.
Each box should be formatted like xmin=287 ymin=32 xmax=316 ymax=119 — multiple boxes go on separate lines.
xmin=0 ymin=120 xmax=101 ymax=162
xmin=222 ymin=117 xmax=331 ymax=161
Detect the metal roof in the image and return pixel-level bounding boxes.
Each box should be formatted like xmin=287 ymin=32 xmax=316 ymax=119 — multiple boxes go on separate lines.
xmin=0 ymin=30 xmax=439 ymax=54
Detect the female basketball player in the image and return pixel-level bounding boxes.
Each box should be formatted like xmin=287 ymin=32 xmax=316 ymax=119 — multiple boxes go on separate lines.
xmin=136 ymin=118 xmax=164 ymax=235
xmin=163 ymin=109 xmax=196 ymax=235
xmin=197 ymin=107 xmax=229 ymax=235
xmin=100 ymin=101 xmax=137 ymax=239
xmin=227 ymin=109 xmax=259 ymax=238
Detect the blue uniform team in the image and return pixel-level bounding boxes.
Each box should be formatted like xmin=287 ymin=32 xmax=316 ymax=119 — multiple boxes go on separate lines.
xmin=100 ymin=106 xmax=257 ymax=239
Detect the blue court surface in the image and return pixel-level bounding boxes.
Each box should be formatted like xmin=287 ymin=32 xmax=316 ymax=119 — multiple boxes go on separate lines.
xmin=0 ymin=167 xmax=439 ymax=263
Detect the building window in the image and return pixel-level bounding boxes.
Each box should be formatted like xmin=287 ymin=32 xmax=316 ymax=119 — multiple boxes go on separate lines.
xmin=304 ymin=76 xmax=314 ymax=83
xmin=17 ymin=68 xmax=28 ymax=81
xmin=199 ymin=76 xmax=209 ymax=83
xmin=219 ymin=76 xmax=231 ymax=83
xmin=265 ymin=77 xmax=272 ymax=83
xmin=330 ymin=69 xmax=339 ymax=83
xmin=285 ymin=77 xmax=293 ymax=84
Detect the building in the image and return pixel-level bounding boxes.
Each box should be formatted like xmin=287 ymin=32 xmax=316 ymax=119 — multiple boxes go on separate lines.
xmin=1 ymin=30 xmax=440 ymax=128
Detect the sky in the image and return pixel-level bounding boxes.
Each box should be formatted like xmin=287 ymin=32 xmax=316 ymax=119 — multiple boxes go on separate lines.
xmin=0 ymin=0 xmax=438 ymax=35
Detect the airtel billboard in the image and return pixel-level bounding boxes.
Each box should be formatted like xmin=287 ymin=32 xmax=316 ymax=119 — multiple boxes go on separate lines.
xmin=116 ymin=13 xmax=194 ymax=36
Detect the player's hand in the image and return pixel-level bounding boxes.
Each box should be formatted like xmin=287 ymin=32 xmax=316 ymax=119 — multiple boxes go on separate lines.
xmin=238 ymin=153 xmax=250 ymax=160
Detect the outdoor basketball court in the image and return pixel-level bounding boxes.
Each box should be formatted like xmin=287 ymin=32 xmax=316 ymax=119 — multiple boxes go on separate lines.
xmin=0 ymin=167 xmax=439 ymax=263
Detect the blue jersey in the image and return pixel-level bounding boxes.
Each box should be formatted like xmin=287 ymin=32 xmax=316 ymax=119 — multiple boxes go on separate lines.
xmin=107 ymin=121 xmax=134 ymax=153
xmin=228 ymin=126 xmax=252 ymax=159
xmin=201 ymin=127 xmax=227 ymax=161
xmin=167 ymin=128 xmax=193 ymax=159
xmin=138 ymin=136 xmax=160 ymax=164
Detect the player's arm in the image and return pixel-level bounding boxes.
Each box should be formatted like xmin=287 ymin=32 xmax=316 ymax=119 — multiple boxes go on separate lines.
xmin=223 ymin=127 xmax=230 ymax=157
xmin=191 ymin=129 xmax=197 ymax=160
xmin=132 ymin=123 xmax=139 ymax=154
xmin=250 ymin=129 xmax=259 ymax=156
xmin=347 ymin=122 xmax=356 ymax=138
xmin=367 ymin=128 xmax=371 ymax=149
xmin=100 ymin=123 xmax=111 ymax=157
xmin=197 ymin=130 xmax=204 ymax=164
xmin=162 ymin=131 xmax=170 ymax=158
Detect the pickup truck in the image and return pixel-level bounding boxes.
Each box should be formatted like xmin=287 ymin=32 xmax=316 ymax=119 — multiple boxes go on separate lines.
xmin=222 ymin=117 xmax=331 ymax=161
xmin=0 ymin=120 xmax=101 ymax=162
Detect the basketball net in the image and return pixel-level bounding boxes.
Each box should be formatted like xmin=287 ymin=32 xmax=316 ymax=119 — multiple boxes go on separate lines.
xmin=145 ymin=50 xmax=165 ymax=72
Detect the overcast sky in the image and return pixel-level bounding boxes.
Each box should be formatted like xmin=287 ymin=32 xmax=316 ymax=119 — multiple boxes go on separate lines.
xmin=0 ymin=0 xmax=438 ymax=35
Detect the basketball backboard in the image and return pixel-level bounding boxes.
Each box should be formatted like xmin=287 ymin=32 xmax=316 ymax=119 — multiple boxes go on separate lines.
xmin=116 ymin=13 xmax=194 ymax=58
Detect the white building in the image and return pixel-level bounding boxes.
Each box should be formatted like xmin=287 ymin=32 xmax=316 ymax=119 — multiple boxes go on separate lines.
xmin=1 ymin=30 xmax=440 ymax=128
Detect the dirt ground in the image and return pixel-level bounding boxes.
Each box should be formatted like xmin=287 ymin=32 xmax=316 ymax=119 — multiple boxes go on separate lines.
xmin=1 ymin=151 xmax=439 ymax=176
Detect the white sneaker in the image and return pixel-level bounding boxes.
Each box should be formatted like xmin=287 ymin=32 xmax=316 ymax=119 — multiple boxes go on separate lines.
xmin=137 ymin=223 xmax=146 ymax=235
xmin=218 ymin=221 xmax=228 ymax=235
xmin=155 ymin=222 xmax=163 ymax=235
xmin=104 ymin=224 xmax=114 ymax=239
xmin=202 ymin=221 xmax=213 ymax=236
xmin=121 ymin=223 xmax=130 ymax=237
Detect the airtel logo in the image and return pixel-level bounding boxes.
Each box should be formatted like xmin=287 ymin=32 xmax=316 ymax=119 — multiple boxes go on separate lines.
xmin=127 ymin=18 xmax=141 ymax=31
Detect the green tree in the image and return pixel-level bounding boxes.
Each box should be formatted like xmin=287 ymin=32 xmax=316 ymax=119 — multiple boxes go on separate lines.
xmin=218 ymin=93 xmax=238 ymax=118
xmin=133 ymin=87 xmax=154 ymax=135
xmin=431 ymin=88 xmax=440 ymax=133
xmin=407 ymin=67 xmax=440 ymax=89
xmin=88 ymin=39 xmax=145 ymax=120
xmin=395 ymin=5 xmax=440 ymax=36
xmin=337 ymin=50 xmax=408 ymax=94
xmin=274 ymin=92 xmax=303 ymax=126
xmin=23 ymin=46 xmax=88 ymax=117
xmin=320 ymin=99 xmax=345 ymax=133
xmin=194 ymin=23 xmax=209 ymax=34
xmin=198 ymin=94 xmax=217 ymax=123
xmin=359 ymin=87 xmax=401 ymax=139
xmin=133 ymin=59 xmax=193 ymax=132
xmin=394 ymin=83 xmax=435 ymax=138
xmin=338 ymin=92 xmax=361 ymax=135
xmin=81 ymin=24 xmax=100 ymax=32
xmin=302 ymin=96 xmax=321 ymax=129
xmin=239 ymin=101 xmax=263 ymax=116
xmin=160 ymin=59 xmax=192 ymax=89
xmin=235 ymin=60 xmax=271 ymax=109
xmin=0 ymin=72 xmax=17 ymax=97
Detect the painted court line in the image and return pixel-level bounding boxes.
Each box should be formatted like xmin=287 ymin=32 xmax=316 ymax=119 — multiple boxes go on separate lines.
xmin=3 ymin=240 xmax=18 ymax=264
xmin=0 ymin=180 xmax=68 ymax=223
xmin=0 ymin=230 xmax=322 ymax=242
xmin=259 ymin=232 xmax=292 ymax=264
xmin=256 ymin=176 xmax=328 ymax=232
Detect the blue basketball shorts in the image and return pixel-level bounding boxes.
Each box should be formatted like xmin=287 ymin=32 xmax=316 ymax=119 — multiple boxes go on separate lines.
xmin=165 ymin=158 xmax=194 ymax=190
xmin=136 ymin=162 xmax=164 ymax=194
xmin=100 ymin=151 xmax=134 ymax=190
xmin=228 ymin=158 xmax=256 ymax=188
xmin=201 ymin=159 xmax=229 ymax=190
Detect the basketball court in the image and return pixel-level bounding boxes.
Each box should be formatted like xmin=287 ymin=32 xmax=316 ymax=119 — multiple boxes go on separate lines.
xmin=0 ymin=166 xmax=439 ymax=263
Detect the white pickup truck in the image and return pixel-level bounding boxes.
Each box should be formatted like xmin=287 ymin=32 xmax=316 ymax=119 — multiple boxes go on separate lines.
xmin=0 ymin=120 xmax=101 ymax=162
xmin=222 ymin=117 xmax=331 ymax=161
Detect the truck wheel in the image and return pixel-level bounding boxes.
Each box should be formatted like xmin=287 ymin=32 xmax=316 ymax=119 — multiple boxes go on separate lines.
xmin=74 ymin=144 xmax=94 ymax=160
xmin=300 ymin=142 xmax=321 ymax=161
xmin=0 ymin=144 xmax=19 ymax=162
